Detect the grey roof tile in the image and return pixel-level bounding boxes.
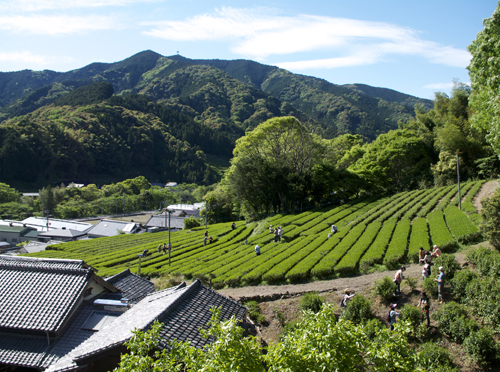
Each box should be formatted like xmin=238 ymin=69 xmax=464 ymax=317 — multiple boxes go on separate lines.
xmin=0 ymin=256 xmax=91 ymax=334
xmin=46 ymin=280 xmax=247 ymax=372
xmin=104 ymin=269 xmax=155 ymax=303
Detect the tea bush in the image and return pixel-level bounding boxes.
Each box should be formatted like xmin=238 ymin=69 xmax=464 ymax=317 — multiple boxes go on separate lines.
xmin=300 ymin=292 xmax=325 ymax=313
xmin=373 ymin=276 xmax=397 ymax=301
xmin=342 ymin=294 xmax=373 ymax=324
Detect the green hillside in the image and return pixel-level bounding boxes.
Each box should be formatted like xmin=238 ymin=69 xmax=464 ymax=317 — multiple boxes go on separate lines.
xmin=0 ymin=92 xmax=231 ymax=186
xmin=25 ymin=181 xmax=484 ymax=285
xmin=0 ymin=50 xmax=432 ymax=141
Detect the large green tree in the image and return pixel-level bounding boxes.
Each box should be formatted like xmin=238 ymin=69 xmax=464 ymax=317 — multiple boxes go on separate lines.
xmin=225 ymin=116 xmax=343 ymax=217
xmin=468 ymin=3 xmax=500 ymax=156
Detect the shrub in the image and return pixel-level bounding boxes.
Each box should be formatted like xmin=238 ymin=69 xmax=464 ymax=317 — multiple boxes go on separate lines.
xmin=434 ymin=302 xmax=478 ymax=343
xmin=342 ymin=294 xmax=373 ymax=324
xmin=399 ymin=304 xmax=423 ymax=331
xmin=184 ymin=216 xmax=201 ymax=229
xmin=373 ymin=276 xmax=397 ymax=301
xmin=273 ymin=308 xmax=286 ymax=327
xmin=422 ymin=277 xmax=438 ymax=298
xmin=450 ymin=269 xmax=477 ymax=300
xmin=300 ymin=292 xmax=325 ymax=313
xmin=434 ymin=253 xmax=461 ymax=280
xmin=463 ymin=328 xmax=499 ymax=365
xmin=480 ymin=187 xmax=500 ymax=249
xmin=404 ymin=277 xmax=418 ymax=292
xmin=244 ymin=301 xmax=266 ymax=324
xmin=417 ymin=342 xmax=456 ymax=372
xmin=363 ymin=318 xmax=384 ymax=340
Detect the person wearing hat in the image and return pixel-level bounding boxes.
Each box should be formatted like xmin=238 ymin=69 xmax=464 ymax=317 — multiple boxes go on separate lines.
xmin=393 ymin=266 xmax=406 ymax=296
xmin=388 ymin=303 xmax=400 ymax=331
xmin=434 ymin=266 xmax=445 ymax=303
xmin=341 ymin=288 xmax=356 ymax=312
xmin=418 ymin=290 xmax=431 ymax=326
xmin=255 ymin=244 xmax=261 ymax=256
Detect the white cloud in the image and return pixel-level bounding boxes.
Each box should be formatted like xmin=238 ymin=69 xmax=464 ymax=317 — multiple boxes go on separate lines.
xmin=0 ymin=0 xmax=156 ymax=12
xmin=0 ymin=51 xmax=49 ymax=64
xmin=0 ymin=15 xmax=118 ymax=35
xmin=143 ymin=7 xmax=471 ymax=70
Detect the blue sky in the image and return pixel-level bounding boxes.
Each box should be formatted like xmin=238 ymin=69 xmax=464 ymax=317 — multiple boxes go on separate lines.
xmin=0 ymin=0 xmax=496 ymax=99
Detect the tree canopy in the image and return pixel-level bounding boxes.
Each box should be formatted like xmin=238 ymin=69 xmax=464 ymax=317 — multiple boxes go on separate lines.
xmin=468 ymin=3 xmax=500 ymax=156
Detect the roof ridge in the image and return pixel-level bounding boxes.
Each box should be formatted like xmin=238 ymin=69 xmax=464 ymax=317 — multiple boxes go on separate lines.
xmin=0 ymin=261 xmax=89 ymax=275
xmin=104 ymin=268 xmax=130 ymax=283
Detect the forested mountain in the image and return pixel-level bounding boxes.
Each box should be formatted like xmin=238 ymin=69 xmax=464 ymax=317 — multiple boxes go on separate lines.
xmin=0 ymin=92 xmax=225 ymax=187
xmin=0 ymin=50 xmax=434 ymax=187
xmin=0 ymin=50 xmax=432 ymax=139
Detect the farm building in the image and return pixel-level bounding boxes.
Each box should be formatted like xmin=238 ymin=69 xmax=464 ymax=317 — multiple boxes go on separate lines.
xmin=85 ymin=219 xmax=140 ymax=238
xmin=0 ymin=256 xmax=250 ymax=372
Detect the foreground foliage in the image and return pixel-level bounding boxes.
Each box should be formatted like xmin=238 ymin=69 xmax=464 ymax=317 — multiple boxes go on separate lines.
xmin=115 ymin=305 xmax=453 ymax=372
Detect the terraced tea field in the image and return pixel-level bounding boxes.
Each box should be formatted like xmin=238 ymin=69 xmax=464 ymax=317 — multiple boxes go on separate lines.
xmin=25 ymin=181 xmax=485 ymax=287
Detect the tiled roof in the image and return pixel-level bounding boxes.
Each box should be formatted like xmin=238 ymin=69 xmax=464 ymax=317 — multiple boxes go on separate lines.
xmin=40 ymin=303 xmax=98 ymax=369
xmin=144 ymin=215 xmax=185 ymax=229
xmin=157 ymin=280 xmax=247 ymax=349
xmin=46 ymin=280 xmax=248 ymax=372
xmin=0 ymin=333 xmax=48 ymax=368
xmin=38 ymin=228 xmax=87 ymax=239
xmin=105 ymin=269 xmax=155 ymax=303
xmin=0 ymin=256 xmax=91 ymax=334
xmin=46 ymin=283 xmax=188 ymax=372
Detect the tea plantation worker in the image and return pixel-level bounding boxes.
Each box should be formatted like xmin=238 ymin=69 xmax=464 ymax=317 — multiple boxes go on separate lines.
xmin=393 ymin=266 xmax=405 ymax=296
xmin=274 ymin=228 xmax=279 ymax=242
xmin=269 ymin=225 xmax=273 ymax=233
xmin=278 ymin=226 xmax=283 ymax=242
xmin=162 ymin=243 xmax=167 ymax=255
xmin=419 ymin=247 xmax=425 ymax=264
xmin=203 ymin=235 xmax=207 ymax=246
xmin=434 ymin=266 xmax=445 ymax=304
xmin=422 ymin=264 xmax=430 ymax=280
xmin=424 ymin=261 xmax=431 ymax=277
xmin=231 ymin=222 xmax=236 ymax=230
xmin=388 ymin=303 xmax=400 ymax=331
xmin=331 ymin=224 xmax=338 ymax=233
xmin=431 ymin=245 xmax=442 ymax=258
xmin=157 ymin=243 xmax=162 ymax=253
xmin=419 ymin=250 xmax=432 ymax=265
xmin=418 ymin=290 xmax=431 ymax=327
xmin=255 ymin=244 xmax=261 ymax=256
xmin=341 ymin=288 xmax=356 ymax=313
xmin=208 ymin=236 xmax=213 ymax=244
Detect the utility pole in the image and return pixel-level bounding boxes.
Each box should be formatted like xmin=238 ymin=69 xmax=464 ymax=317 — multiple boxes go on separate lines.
xmin=456 ymin=150 xmax=461 ymax=210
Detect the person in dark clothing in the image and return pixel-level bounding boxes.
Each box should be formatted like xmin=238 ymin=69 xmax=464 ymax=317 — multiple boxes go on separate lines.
xmin=418 ymin=290 xmax=431 ymax=327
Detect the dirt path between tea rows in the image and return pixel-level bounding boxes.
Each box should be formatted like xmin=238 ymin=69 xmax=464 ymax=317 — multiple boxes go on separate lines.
xmin=216 ymin=181 xmax=498 ymax=302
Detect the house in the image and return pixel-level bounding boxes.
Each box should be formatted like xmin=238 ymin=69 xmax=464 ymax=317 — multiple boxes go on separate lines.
xmin=38 ymin=227 xmax=88 ymax=242
xmin=0 ymin=224 xmax=38 ymax=247
xmin=144 ymin=212 xmax=185 ymax=232
xmin=0 ymin=256 xmax=250 ymax=372
xmin=19 ymin=217 xmax=93 ymax=232
xmin=46 ymin=279 xmax=249 ymax=372
xmin=0 ymin=256 xmax=154 ymax=371
xmin=167 ymin=203 xmax=204 ymax=218
xmin=85 ymin=219 xmax=140 ymax=238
